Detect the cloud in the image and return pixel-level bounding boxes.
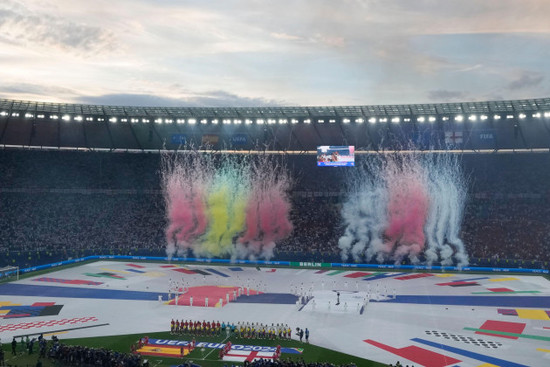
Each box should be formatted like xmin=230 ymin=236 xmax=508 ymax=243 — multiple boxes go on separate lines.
xmin=427 ymin=90 xmax=467 ymax=102
xmin=454 ymin=64 xmax=483 ymax=73
xmin=0 ymin=0 xmax=548 ymax=106
xmin=0 ymin=1 xmax=116 ymax=56
xmin=77 ymin=91 xmax=283 ymax=108
xmin=0 ymin=82 xmax=80 ymax=102
xmin=270 ymin=32 xmax=302 ymax=41
xmin=507 ymin=72 xmax=544 ymax=90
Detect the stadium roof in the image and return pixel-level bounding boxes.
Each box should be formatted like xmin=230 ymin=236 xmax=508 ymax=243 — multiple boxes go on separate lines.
xmin=1 ymin=97 xmax=550 ymax=153
xmin=1 ymin=97 xmax=550 ymax=120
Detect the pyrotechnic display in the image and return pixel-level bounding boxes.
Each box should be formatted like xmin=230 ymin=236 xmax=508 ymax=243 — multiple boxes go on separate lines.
xmin=339 ymin=153 xmax=468 ymax=266
xmin=163 ymin=150 xmax=468 ymax=266
xmin=162 ymin=152 xmax=293 ymax=260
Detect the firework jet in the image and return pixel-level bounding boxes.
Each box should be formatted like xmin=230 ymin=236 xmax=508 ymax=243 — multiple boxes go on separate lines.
xmin=162 ymin=152 xmax=293 ymax=260
xmin=339 ymin=153 xmax=468 ymax=266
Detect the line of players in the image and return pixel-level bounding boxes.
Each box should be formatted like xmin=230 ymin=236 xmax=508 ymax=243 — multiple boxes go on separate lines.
xmin=171 ymin=319 xmax=221 ymax=336
xmin=234 ymin=322 xmax=292 ymax=340
xmin=170 ymin=319 xmax=293 ymax=340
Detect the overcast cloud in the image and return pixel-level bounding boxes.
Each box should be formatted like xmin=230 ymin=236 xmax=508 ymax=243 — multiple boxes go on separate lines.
xmin=0 ymin=0 xmax=549 ymax=107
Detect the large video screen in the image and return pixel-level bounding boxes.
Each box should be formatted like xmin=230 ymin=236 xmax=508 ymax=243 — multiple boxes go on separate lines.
xmin=317 ymin=146 xmax=355 ymax=167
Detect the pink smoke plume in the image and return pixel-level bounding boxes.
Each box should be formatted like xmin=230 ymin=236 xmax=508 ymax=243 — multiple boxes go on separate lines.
xmin=383 ymin=159 xmax=429 ymax=263
xmin=238 ymin=166 xmax=293 ymax=259
xmin=162 ymin=153 xmax=212 ymax=258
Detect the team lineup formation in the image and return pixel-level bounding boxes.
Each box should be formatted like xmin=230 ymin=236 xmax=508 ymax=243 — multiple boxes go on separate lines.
xmin=170 ymin=319 xmax=302 ymax=341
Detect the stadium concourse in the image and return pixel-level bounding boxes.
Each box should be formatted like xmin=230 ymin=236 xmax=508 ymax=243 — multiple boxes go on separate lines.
xmin=1 ymin=261 xmax=550 ymax=366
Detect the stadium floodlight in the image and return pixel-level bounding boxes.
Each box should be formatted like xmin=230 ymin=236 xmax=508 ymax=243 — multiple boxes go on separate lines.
xmin=342 ymin=118 xmax=351 ymax=124
xmin=506 ymin=114 xmax=514 ymax=119
xmin=379 ymin=117 xmax=388 ymax=123
xmin=109 ymin=117 xmax=117 ymax=123
xmin=442 ymin=116 xmax=449 ymax=121
xmin=86 ymin=117 xmax=93 ymax=121
xmin=51 ymin=115 xmax=59 ymax=120
xmin=131 ymin=118 xmax=139 ymax=123
xmin=355 ymin=117 xmax=364 ymax=123
xmin=188 ymin=118 xmax=196 ymax=124
xmin=455 ymin=115 xmax=464 ymax=122
xmin=199 ymin=119 xmax=207 ymax=124
xmin=211 ymin=119 xmax=218 ymax=125
xmin=428 ymin=116 xmax=436 ymax=122
xmin=154 ymin=118 xmax=162 ymax=124
xmin=544 ymin=112 xmax=550 ymax=118
xmin=329 ymin=119 xmax=336 ymax=123
xmin=532 ymin=112 xmax=541 ymax=118
xmin=62 ymin=115 xmax=70 ymax=121
xmin=278 ymin=119 xmax=287 ymax=124
xmin=303 ymin=118 xmax=311 ymax=124
xmin=518 ymin=113 xmax=526 ymax=119
xmin=176 ymin=119 xmax=185 ymax=124
xmin=493 ymin=114 xmax=501 ymax=120
xmin=391 ymin=117 xmax=400 ymax=123
xmin=0 ymin=111 xmax=7 ymax=116
xmin=142 ymin=118 xmax=150 ymax=123
xmin=98 ymin=117 xmax=104 ymax=122
xmin=468 ymin=114 xmax=477 ymax=121
xmin=317 ymin=119 xmax=325 ymax=123
xmin=25 ymin=113 xmax=33 ymax=118
xmin=268 ymin=118 xmax=277 ymax=124
xmin=368 ymin=117 xmax=376 ymax=124
xmin=74 ymin=116 xmax=83 ymax=121
xmin=256 ymin=119 xmax=265 ymax=124
xmin=417 ymin=116 xmax=425 ymax=123
xmin=121 ymin=118 xmax=127 ymax=122
xmin=245 ymin=119 xmax=253 ymax=125
xmin=480 ymin=115 xmax=488 ymax=121
xmin=37 ymin=114 xmax=45 ymax=119
xmin=291 ymin=118 xmax=299 ymax=124
xmin=12 ymin=112 xmax=20 ymax=117
xmin=223 ymin=119 xmax=231 ymax=125
xmin=165 ymin=119 xmax=173 ymax=124
xmin=234 ymin=119 xmax=242 ymax=124
xmin=403 ymin=117 xmax=411 ymax=122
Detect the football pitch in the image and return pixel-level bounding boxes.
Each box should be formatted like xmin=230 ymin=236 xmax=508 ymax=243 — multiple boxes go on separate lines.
xmin=1 ymin=260 xmax=550 ymax=366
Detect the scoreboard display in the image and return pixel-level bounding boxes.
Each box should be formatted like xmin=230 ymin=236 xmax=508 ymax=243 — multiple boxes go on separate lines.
xmin=316 ymin=146 xmax=355 ymax=167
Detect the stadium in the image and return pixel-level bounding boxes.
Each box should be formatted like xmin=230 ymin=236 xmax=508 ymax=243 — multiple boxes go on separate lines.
xmin=0 ymin=96 xmax=550 ymax=367
xmin=2 ymin=1 xmax=550 ymax=366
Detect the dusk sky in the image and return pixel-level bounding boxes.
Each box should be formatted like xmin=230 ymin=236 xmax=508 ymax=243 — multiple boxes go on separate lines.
xmin=1 ymin=0 xmax=549 ymax=107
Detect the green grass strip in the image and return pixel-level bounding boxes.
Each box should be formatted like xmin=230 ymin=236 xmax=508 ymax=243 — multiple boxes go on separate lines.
xmin=463 ymin=327 xmax=550 ymax=341
xmin=326 ymin=270 xmax=347 ymax=276
xmin=83 ymin=272 xmax=125 ymax=280
xmin=470 ymin=291 xmax=540 ymax=294
xmin=0 ymin=331 xmax=386 ymax=367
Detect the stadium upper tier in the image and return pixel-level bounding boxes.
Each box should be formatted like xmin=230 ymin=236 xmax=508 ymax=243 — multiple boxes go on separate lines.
xmin=1 ymin=97 xmax=550 ymax=151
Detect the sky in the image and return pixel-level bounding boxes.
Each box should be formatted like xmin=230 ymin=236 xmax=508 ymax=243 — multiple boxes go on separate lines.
xmin=0 ymin=0 xmax=549 ymax=107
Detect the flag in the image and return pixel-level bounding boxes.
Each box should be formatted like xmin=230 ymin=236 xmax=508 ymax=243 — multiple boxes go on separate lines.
xmin=202 ymin=134 xmax=219 ymax=145
xmin=137 ymin=345 xmax=190 ymax=358
xmin=231 ymin=133 xmax=248 ymax=145
xmin=471 ymin=129 xmax=496 ymax=149
xmin=223 ymin=350 xmax=277 ymax=363
xmin=171 ymin=134 xmax=186 ymax=144
xmin=445 ymin=131 xmax=463 ymax=145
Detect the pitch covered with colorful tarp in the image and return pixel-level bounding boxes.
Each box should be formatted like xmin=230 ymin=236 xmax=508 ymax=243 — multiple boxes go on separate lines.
xmin=1 ymin=260 xmax=550 ymax=367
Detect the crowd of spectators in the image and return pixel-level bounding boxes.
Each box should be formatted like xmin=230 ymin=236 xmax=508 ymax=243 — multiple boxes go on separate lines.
xmin=244 ymin=359 xmax=356 ymax=367
xmin=1 ymin=149 xmax=549 ymax=270
xmin=47 ymin=343 xmax=143 ymax=367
